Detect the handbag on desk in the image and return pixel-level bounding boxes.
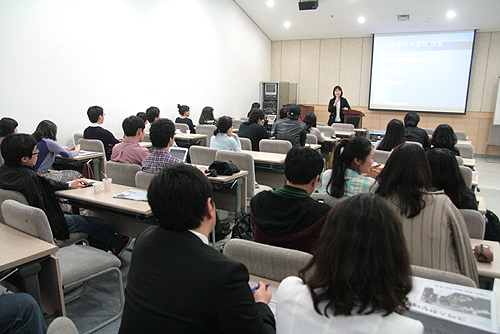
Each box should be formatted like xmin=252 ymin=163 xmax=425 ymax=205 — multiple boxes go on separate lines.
xmin=208 ymin=160 xmax=240 ymax=176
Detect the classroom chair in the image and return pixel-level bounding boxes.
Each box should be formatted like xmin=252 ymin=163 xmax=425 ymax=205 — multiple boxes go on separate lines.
xmin=310 ymin=192 xmax=346 ymax=208
xmin=259 ymin=139 xmax=292 ymax=154
xmin=105 ymin=161 xmax=141 ymax=187
xmin=306 ymin=134 xmax=318 ymax=145
xmin=2 ymin=200 xmax=124 ymax=334
xmin=456 ymin=142 xmax=474 ymax=159
xmin=410 ymin=265 xmax=476 ymax=288
xmin=406 ymin=141 xmax=423 ymax=148
xmin=316 ymin=122 xmax=326 ymax=126
xmin=330 ymin=123 xmax=355 ymax=133
xmin=196 ymin=124 xmax=216 ymax=147
xmin=78 ymin=138 xmax=107 ymax=178
xmin=73 ymin=133 xmax=83 ymax=146
xmin=189 ymin=146 xmax=218 ymax=166
xmin=423 ymin=128 xmax=434 ymax=137
xmin=240 ymin=117 xmax=249 ymax=122
xmin=485 ymin=124 xmax=500 ymax=162
xmin=47 ymin=317 xmax=79 ymax=334
xmin=143 ymin=133 xmax=150 ymax=143
xmin=455 ymin=131 xmax=468 ymax=141
xmin=459 ymin=166 xmax=473 ymax=189
xmin=174 ymin=123 xmax=189 ymax=133
xmin=135 ymin=171 xmax=156 ymax=189
xmin=456 ymin=156 xmax=464 ymax=166
xmin=232 ymin=119 xmax=244 ymax=130
xmin=316 ymin=125 xmax=336 ymax=138
xmin=373 ymin=149 xmax=391 ymax=164
xmin=239 ymin=137 xmax=252 ymax=151
xmin=459 ymin=209 xmax=485 ymax=240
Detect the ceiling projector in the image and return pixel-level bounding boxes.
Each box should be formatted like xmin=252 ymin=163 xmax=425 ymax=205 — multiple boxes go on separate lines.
xmin=298 ymin=1 xmax=319 ymax=10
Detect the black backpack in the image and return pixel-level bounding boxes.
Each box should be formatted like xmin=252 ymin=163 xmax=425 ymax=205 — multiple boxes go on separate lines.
xmin=231 ymin=213 xmax=254 ymax=240
xmin=484 ymin=210 xmax=500 ymax=242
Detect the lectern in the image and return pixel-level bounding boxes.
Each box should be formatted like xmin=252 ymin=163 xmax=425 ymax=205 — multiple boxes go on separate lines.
xmin=342 ymin=109 xmax=365 ymax=128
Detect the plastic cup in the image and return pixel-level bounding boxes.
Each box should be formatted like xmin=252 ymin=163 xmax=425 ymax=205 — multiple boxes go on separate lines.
xmin=93 ymin=183 xmax=102 ymax=194
xmin=103 ymin=178 xmax=112 ymax=192
xmin=186 ymin=129 xmax=191 ymax=134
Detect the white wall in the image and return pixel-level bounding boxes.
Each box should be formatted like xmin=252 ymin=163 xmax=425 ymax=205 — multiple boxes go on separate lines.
xmin=0 ymin=0 xmax=271 ymax=146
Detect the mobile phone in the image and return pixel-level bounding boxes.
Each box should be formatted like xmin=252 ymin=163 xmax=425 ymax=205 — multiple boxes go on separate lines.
xmin=82 ymin=181 xmax=94 ymax=187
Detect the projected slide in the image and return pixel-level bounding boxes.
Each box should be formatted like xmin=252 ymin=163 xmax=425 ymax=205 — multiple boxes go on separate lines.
xmin=369 ymin=31 xmax=475 ymax=114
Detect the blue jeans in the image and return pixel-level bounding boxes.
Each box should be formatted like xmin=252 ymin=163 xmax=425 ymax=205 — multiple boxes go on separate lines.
xmin=0 ymin=293 xmax=47 ymax=334
xmin=64 ymin=214 xmax=121 ymax=251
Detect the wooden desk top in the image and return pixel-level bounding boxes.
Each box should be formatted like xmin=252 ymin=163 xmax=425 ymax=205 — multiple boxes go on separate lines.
xmin=0 ymin=224 xmax=58 ymax=271
xmin=463 ymin=158 xmax=475 ymax=168
xmin=174 ymin=133 xmax=207 ymax=140
xmin=56 ymin=151 xmax=105 ymax=161
xmin=335 ymin=130 xmax=356 ymax=137
xmin=309 ymin=144 xmax=321 ymax=151
xmin=470 ymin=239 xmax=500 ymax=279
xmin=242 ymin=150 xmax=286 ymax=164
xmin=323 ymin=137 xmax=340 ymax=143
xmin=458 ymin=140 xmax=472 ymax=145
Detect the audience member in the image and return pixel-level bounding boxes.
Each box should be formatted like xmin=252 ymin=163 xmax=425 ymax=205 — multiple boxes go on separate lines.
xmin=0 ymin=133 xmax=129 ymax=255
xmin=271 ymin=107 xmax=288 ymax=136
xmin=375 ymin=143 xmax=478 ymax=283
xmin=145 ymin=106 xmax=161 ymax=134
xmin=303 ymin=113 xmax=324 ymax=143
xmin=199 ymin=106 xmax=217 ymax=125
xmin=403 ymin=112 xmax=430 ymax=149
xmin=136 ymin=112 xmax=148 ymax=125
xmin=0 ymin=117 xmax=18 ymax=138
xmin=118 ymin=164 xmax=276 ymax=333
xmin=323 ymin=137 xmax=381 ymax=197
xmin=273 ymin=104 xmax=307 ymax=147
xmin=277 ymin=193 xmax=423 ymax=334
xmin=0 ymin=293 xmax=47 ymax=334
xmin=210 ymin=116 xmax=241 ymax=152
xmin=238 ymin=108 xmax=269 ymax=151
xmin=375 ymin=119 xmax=405 ymax=151
xmin=251 ymin=147 xmax=331 ymax=254
xmin=142 ymin=118 xmax=184 ymax=173
xmin=32 ymin=120 xmax=81 ymax=182
xmin=83 ymin=106 xmax=120 ymax=160
xmin=175 ymin=104 xmax=196 ymax=134
xmin=327 ymin=85 xmax=350 ymax=125
xmin=247 ymin=102 xmax=261 ymax=117
xmin=427 ymin=148 xmax=477 ymax=210
xmin=111 ymin=116 xmax=149 ymax=165
xmin=431 ymin=124 xmax=460 ymax=156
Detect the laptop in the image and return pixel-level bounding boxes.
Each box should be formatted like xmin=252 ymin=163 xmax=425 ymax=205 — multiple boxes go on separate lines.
xmin=169 ymin=147 xmax=189 ymax=162
xmin=266 ymin=114 xmax=276 ymax=123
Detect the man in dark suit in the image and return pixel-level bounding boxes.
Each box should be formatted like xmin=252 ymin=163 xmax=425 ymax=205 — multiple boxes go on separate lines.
xmin=119 ymin=164 xmax=276 ymax=334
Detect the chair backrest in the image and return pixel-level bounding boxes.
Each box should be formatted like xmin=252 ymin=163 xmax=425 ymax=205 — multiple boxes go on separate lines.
xmin=330 ymin=123 xmax=355 ymax=133
xmin=259 ymin=139 xmax=292 ymax=154
xmin=317 ymin=125 xmax=336 ymax=138
xmin=74 ymin=133 xmax=83 ymax=146
xmin=306 ymin=134 xmax=318 ymax=145
xmin=215 ymin=150 xmax=256 ymax=198
xmin=143 ymin=133 xmax=150 ymax=143
xmin=316 ymin=122 xmax=326 ymax=126
xmin=174 ymin=123 xmax=189 ymax=133
xmin=411 ymin=265 xmax=476 ymax=288
xmin=135 ymin=171 xmax=156 ymax=189
xmin=196 ymin=125 xmax=217 ymax=147
xmin=455 ymin=131 xmax=468 ymax=141
xmin=78 ymin=138 xmax=105 ymax=153
xmin=459 ymin=166 xmax=473 ymax=188
xmin=455 ymin=156 xmax=464 ymax=166
xmin=406 ymin=141 xmax=423 ymax=148
xmin=232 ymin=119 xmax=244 ymax=130
xmin=487 ymin=124 xmax=500 ymax=146
xmin=459 ymin=209 xmax=485 ymax=240
xmin=239 ymin=137 xmax=252 ymax=151
xmin=223 ymin=239 xmax=313 ymax=282
xmin=373 ymin=149 xmax=391 ymax=164
xmin=105 ymin=161 xmax=141 ymax=187
xmin=423 ymin=128 xmax=434 ymax=136
xmin=2 ymin=200 xmax=54 ymax=244
xmin=0 ymin=189 xmax=29 ymax=224
xmin=310 ymin=193 xmax=346 ymax=208
xmin=456 ymin=143 xmax=474 ymax=159
xmin=240 ymin=117 xmax=249 ymax=121
xmin=189 ymin=146 xmax=218 ymax=166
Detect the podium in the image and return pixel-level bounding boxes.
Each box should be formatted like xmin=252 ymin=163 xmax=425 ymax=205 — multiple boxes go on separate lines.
xmin=343 ymin=109 xmax=365 ymax=128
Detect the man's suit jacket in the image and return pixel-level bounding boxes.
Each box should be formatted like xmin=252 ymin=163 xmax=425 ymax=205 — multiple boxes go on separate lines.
xmin=118 ymin=226 xmax=276 ymax=334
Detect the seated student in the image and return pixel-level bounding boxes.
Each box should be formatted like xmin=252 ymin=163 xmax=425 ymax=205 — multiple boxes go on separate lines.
xmin=0 ymin=293 xmax=47 ymax=334
xmin=142 ymin=118 xmax=184 ymax=173
xmin=198 ymin=106 xmax=217 ymax=125
xmin=33 ymin=120 xmax=81 ymax=182
xmin=144 ymin=106 xmax=161 ymax=134
xmin=323 ymin=137 xmax=381 ymax=197
xmin=111 ymin=116 xmax=149 ymax=165
xmin=0 ymin=117 xmax=18 ymax=138
xmin=427 ymin=148 xmax=477 ymax=210
xmin=238 ymin=108 xmax=269 ymax=151
xmin=250 ymin=147 xmax=331 ymax=254
xmin=277 ymin=193 xmax=423 ymax=334
xmin=247 ymin=102 xmax=261 ymax=117
xmin=0 ymin=134 xmax=129 ymax=256
xmin=273 ymin=104 xmax=307 ymax=147
xmin=136 ymin=112 xmax=148 ymax=125
xmin=375 ymin=143 xmax=478 ymax=283
xmin=403 ymin=112 xmax=430 ymax=149
xmin=431 ymin=124 xmax=460 ymax=156
xmin=303 ymin=113 xmax=324 ymax=143
xmin=210 ymin=116 xmax=242 ymax=152
xmin=375 ymin=119 xmax=405 ymax=151
xmin=118 ymin=164 xmax=276 ymax=333
xmin=83 ymin=106 xmax=120 ymax=160
xmin=175 ymin=104 xmax=196 ymax=134
xmin=271 ymin=107 xmax=288 ymax=137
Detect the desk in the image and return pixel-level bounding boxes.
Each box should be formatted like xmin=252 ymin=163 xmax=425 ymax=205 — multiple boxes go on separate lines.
xmin=458 ymin=140 xmax=472 ymax=145
xmin=174 ymin=133 xmax=208 ymax=147
xmin=335 ymin=130 xmax=356 ymax=137
xmin=463 ymin=158 xmax=475 ymax=168
xmin=470 ymin=238 xmax=500 ymax=289
xmin=0 ymin=224 xmax=65 ymax=316
xmin=140 ymin=142 xmax=152 ymax=148
xmin=309 ymin=144 xmax=321 ymax=151
xmin=354 ymin=128 xmax=369 ymax=138
xmin=55 ymin=151 xmax=105 ymax=180
xmin=242 ymin=150 xmax=286 ymax=189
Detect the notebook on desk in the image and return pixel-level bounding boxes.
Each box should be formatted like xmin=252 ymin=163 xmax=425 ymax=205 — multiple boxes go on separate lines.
xmin=77 ymin=150 xmax=98 ymax=156
xmin=169 ymin=147 xmax=189 ymax=162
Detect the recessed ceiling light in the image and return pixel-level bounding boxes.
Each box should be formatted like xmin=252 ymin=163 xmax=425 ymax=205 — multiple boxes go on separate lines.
xmin=267 ymin=0 xmax=274 ymax=7
xmin=358 ymin=16 xmax=366 ymax=23
xmin=284 ymin=21 xmax=291 ymax=28
xmin=447 ymin=10 xmax=456 ymax=18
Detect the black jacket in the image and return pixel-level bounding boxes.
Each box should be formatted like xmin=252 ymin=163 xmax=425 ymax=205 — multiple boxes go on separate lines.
xmin=273 ymin=117 xmax=307 ymax=147
xmin=0 ymin=164 xmax=70 ymax=239
xmin=238 ymin=122 xmax=269 ymax=151
xmin=328 ymin=97 xmax=350 ymax=125
xmin=404 ymin=126 xmax=431 ymax=150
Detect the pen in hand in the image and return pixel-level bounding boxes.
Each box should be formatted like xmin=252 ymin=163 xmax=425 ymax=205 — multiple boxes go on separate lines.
xmin=251 ymin=283 xmax=270 ymax=291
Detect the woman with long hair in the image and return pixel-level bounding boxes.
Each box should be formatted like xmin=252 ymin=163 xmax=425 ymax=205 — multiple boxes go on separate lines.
xmin=198 ymin=106 xmax=217 ymax=125
xmin=375 ymin=143 xmax=478 ymax=283
xmin=431 ymin=124 xmax=460 ymax=156
xmin=209 ymin=116 xmax=241 ymax=152
xmin=323 ymin=136 xmax=381 ymax=197
xmin=277 ymin=193 xmax=423 ymax=334
xmin=427 ymin=148 xmax=477 ymax=210
xmin=175 ymin=104 xmax=196 ymax=133
xmin=303 ymin=113 xmax=324 ymax=143
xmin=375 ymin=119 xmax=405 ymax=151
xmin=32 ymin=120 xmax=82 ymax=182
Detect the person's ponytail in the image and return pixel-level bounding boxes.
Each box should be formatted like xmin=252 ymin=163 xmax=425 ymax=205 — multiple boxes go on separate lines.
xmin=327 ymin=139 xmax=349 ymax=198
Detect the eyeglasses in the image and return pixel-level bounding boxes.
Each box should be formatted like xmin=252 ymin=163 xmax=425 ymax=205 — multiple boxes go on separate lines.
xmin=32 ymin=150 xmax=39 ymax=156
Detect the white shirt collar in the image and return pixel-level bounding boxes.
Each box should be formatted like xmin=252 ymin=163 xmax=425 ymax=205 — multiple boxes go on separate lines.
xmin=189 ymin=230 xmax=209 ymax=245
xmin=90 ymin=123 xmax=101 ymax=127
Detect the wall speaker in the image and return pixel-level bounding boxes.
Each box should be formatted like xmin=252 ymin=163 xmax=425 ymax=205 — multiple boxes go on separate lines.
xmin=298 ymin=1 xmax=319 ymax=10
